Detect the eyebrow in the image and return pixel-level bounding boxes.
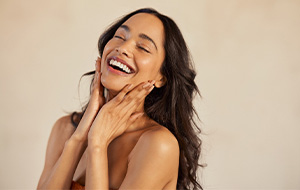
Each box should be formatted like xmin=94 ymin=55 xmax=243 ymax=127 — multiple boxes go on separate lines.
xmin=120 ymin=25 xmax=158 ymax=51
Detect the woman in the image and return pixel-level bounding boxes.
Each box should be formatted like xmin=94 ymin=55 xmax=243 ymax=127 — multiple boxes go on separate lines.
xmin=37 ymin=8 xmax=203 ymax=190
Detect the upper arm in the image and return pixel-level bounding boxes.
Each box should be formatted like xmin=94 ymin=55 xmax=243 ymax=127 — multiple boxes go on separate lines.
xmin=119 ymin=128 xmax=180 ymax=190
xmin=37 ymin=115 xmax=76 ymax=187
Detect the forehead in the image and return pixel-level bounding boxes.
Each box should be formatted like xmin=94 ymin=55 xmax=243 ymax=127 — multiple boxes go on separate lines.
xmin=121 ymin=13 xmax=165 ymax=48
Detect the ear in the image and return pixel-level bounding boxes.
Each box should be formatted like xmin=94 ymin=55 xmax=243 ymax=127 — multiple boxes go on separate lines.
xmin=154 ymin=74 xmax=167 ymax=88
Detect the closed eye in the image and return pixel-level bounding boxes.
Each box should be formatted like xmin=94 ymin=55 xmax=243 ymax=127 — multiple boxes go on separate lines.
xmin=114 ymin=35 xmax=125 ymax=40
xmin=137 ymin=45 xmax=150 ymax=53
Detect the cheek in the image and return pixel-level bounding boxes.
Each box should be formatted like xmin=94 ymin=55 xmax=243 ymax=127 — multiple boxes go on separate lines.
xmin=138 ymin=58 xmax=162 ymax=74
xmin=103 ymin=38 xmax=118 ymax=54
xmin=137 ymin=49 xmax=165 ymax=74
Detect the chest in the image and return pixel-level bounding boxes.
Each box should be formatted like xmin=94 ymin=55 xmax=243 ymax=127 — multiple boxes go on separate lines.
xmin=73 ymin=133 xmax=141 ymax=189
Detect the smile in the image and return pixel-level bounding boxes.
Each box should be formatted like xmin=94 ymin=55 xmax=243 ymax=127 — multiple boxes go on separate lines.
xmin=107 ymin=57 xmax=135 ymax=74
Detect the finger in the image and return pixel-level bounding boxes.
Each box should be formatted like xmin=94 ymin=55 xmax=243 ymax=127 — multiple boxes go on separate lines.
xmin=128 ymin=112 xmax=144 ymax=123
xmin=117 ymin=80 xmax=155 ymax=114
xmin=110 ymin=84 xmax=134 ymax=105
xmin=92 ymin=56 xmax=102 ymax=89
xmin=123 ymin=86 xmax=154 ymax=116
xmin=127 ymin=80 xmax=155 ymax=99
xmin=92 ymin=72 xmax=100 ymax=94
xmin=117 ymin=112 xmax=144 ymax=136
xmin=98 ymin=72 xmax=104 ymax=96
xmin=95 ymin=56 xmax=101 ymax=72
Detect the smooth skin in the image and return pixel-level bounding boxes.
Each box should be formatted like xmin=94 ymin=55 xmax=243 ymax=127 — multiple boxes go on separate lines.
xmin=37 ymin=13 xmax=179 ymax=190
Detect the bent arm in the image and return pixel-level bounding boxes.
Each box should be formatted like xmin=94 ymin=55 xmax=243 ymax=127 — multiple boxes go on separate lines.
xmin=37 ymin=116 xmax=87 ymax=189
xmin=38 ymin=58 xmax=104 ymax=189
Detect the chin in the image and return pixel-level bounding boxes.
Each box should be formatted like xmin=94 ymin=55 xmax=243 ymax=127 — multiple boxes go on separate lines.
xmin=101 ymin=77 xmax=127 ymax=93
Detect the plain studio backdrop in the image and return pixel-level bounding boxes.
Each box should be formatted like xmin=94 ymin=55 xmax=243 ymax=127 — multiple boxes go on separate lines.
xmin=0 ymin=0 xmax=299 ymax=189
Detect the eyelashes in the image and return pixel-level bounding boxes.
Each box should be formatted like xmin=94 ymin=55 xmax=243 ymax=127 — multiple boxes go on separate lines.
xmin=114 ymin=35 xmax=125 ymax=40
xmin=137 ymin=45 xmax=150 ymax=53
xmin=114 ymin=35 xmax=150 ymax=53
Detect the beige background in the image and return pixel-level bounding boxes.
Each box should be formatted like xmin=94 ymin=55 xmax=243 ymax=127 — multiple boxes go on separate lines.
xmin=0 ymin=0 xmax=299 ymax=189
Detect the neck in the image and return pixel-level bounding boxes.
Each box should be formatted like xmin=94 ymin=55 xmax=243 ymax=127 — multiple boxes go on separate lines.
xmin=105 ymin=88 xmax=150 ymax=133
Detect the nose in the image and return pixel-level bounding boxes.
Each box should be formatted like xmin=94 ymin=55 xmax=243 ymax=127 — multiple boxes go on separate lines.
xmin=116 ymin=41 xmax=133 ymax=58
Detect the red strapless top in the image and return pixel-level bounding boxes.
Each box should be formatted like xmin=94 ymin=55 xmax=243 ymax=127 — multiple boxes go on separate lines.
xmin=70 ymin=180 xmax=85 ymax=190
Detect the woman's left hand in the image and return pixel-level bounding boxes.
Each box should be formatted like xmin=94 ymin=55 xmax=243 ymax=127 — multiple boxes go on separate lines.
xmin=87 ymin=80 xmax=155 ymax=148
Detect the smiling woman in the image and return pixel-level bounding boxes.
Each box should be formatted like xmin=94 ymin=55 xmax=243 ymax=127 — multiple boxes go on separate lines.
xmin=100 ymin=13 xmax=166 ymax=94
xmin=37 ymin=8 xmax=203 ymax=190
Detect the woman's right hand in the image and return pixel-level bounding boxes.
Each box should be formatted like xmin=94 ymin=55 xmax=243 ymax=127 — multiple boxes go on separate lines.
xmin=71 ymin=57 xmax=105 ymax=143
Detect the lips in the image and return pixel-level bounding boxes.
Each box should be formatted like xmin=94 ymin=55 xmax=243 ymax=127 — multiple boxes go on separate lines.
xmin=107 ymin=56 xmax=135 ymax=74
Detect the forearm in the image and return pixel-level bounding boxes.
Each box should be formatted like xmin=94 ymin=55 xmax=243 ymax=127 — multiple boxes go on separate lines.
xmin=86 ymin=144 xmax=109 ymax=190
xmin=39 ymin=138 xmax=87 ymax=189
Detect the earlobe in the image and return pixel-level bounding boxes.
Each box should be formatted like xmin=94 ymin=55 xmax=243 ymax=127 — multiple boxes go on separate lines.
xmin=154 ymin=76 xmax=167 ymax=88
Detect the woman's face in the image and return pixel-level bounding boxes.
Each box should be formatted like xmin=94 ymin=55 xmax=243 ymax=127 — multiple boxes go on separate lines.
xmin=100 ymin=13 xmax=165 ymax=93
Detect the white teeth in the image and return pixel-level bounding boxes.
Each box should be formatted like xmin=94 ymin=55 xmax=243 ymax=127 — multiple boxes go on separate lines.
xmin=109 ymin=59 xmax=131 ymax=74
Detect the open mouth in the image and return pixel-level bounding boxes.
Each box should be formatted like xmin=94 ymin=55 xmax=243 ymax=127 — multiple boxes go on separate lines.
xmin=107 ymin=58 xmax=135 ymax=74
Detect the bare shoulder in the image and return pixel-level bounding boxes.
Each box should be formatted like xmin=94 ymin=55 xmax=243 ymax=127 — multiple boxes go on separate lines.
xmin=50 ymin=114 xmax=76 ymax=142
xmin=142 ymin=125 xmax=179 ymax=149
xmin=44 ymin=114 xmax=77 ymax=164
xmin=45 ymin=114 xmax=80 ymax=157
xmin=121 ymin=125 xmax=180 ymax=189
xmin=129 ymin=125 xmax=179 ymax=161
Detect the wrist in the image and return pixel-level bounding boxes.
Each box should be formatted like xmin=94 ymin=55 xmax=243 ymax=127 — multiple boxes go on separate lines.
xmin=87 ymin=143 xmax=108 ymax=156
xmin=67 ymin=135 xmax=88 ymax=148
xmin=87 ymin=139 xmax=109 ymax=151
xmin=88 ymin=134 xmax=111 ymax=149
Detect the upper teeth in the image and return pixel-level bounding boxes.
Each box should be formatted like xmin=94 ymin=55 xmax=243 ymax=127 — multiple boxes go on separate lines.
xmin=109 ymin=59 xmax=131 ymax=74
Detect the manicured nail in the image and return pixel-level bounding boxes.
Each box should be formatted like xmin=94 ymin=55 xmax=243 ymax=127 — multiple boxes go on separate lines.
xmin=137 ymin=112 xmax=144 ymax=118
xmin=150 ymin=80 xmax=155 ymax=85
xmin=143 ymin=82 xmax=151 ymax=88
xmin=127 ymin=84 xmax=133 ymax=90
xmin=148 ymin=85 xmax=154 ymax=92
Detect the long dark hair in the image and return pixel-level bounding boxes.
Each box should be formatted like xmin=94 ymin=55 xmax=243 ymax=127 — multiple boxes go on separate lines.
xmin=71 ymin=8 xmax=204 ymax=190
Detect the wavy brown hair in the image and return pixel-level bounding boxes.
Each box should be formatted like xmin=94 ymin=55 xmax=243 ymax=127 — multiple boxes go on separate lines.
xmin=71 ymin=8 xmax=204 ymax=190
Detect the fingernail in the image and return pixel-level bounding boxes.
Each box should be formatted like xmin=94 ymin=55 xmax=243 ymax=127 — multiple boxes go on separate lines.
xmin=143 ymin=82 xmax=151 ymax=88
xmin=150 ymin=80 xmax=155 ymax=85
xmin=127 ymin=84 xmax=133 ymax=90
xmin=138 ymin=112 xmax=144 ymax=118
xmin=148 ymin=85 xmax=154 ymax=92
